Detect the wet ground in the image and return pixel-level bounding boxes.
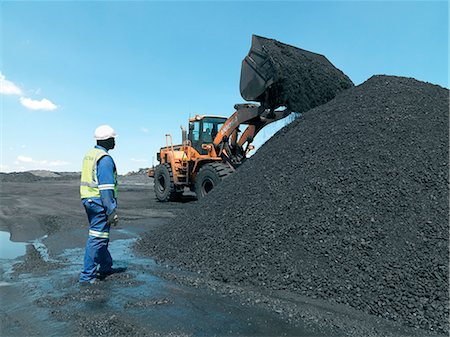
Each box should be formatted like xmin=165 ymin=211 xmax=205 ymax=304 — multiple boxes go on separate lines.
xmin=0 ymin=175 xmax=445 ymax=336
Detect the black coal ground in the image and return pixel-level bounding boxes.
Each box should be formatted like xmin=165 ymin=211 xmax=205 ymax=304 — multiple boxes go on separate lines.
xmin=252 ymin=36 xmax=354 ymax=113
xmin=136 ymin=75 xmax=449 ymax=334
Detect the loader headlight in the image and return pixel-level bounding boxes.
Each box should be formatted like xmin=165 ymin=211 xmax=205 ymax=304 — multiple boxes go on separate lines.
xmin=202 ymin=144 xmax=213 ymax=151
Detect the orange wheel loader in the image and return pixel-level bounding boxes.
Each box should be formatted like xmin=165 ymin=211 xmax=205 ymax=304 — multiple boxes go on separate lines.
xmin=149 ymin=103 xmax=290 ymax=201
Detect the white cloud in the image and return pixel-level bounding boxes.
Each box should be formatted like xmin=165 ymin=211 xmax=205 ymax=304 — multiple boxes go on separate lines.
xmin=0 ymin=72 xmax=22 ymax=95
xmin=0 ymin=164 xmax=9 ymax=172
xmin=140 ymin=127 xmax=149 ymax=133
xmin=20 ymin=97 xmax=57 ymax=111
xmin=47 ymin=160 xmax=70 ymax=167
xmin=16 ymin=155 xmax=69 ymax=167
xmin=1 ymin=72 xmax=58 ymax=112
xmin=17 ymin=155 xmax=33 ymax=163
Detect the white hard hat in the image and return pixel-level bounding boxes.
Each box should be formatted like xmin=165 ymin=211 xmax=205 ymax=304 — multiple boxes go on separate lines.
xmin=94 ymin=125 xmax=117 ymax=140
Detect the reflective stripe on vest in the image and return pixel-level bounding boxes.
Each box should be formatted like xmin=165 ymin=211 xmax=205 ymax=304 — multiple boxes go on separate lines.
xmin=89 ymin=229 xmax=110 ymax=239
xmin=98 ymin=184 xmax=115 ymax=190
xmin=80 ymin=148 xmax=117 ymax=199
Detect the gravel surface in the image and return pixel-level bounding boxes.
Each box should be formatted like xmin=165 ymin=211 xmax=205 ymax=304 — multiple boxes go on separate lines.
xmin=137 ymin=75 xmax=449 ymax=333
xmin=249 ymin=35 xmax=354 ymax=112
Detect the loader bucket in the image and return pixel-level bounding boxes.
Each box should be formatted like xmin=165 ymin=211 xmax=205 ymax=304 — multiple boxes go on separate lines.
xmin=240 ymin=35 xmax=354 ymax=113
xmin=240 ymin=35 xmax=276 ymax=102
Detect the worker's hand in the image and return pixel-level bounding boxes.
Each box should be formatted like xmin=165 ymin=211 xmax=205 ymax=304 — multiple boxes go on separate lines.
xmin=107 ymin=210 xmax=119 ymax=227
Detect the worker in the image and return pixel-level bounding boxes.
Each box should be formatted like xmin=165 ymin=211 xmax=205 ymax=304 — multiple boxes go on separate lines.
xmin=211 ymin=125 xmax=218 ymax=141
xmin=203 ymin=127 xmax=213 ymax=143
xmin=79 ymin=125 xmax=123 ymax=284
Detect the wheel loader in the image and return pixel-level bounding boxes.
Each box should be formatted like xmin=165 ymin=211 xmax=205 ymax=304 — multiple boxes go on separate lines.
xmin=149 ymin=103 xmax=291 ymax=201
xmin=148 ymin=35 xmax=352 ymax=201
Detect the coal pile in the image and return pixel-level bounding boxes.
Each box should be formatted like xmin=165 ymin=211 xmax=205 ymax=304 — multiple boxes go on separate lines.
xmin=137 ymin=76 xmax=449 ymax=333
xmin=248 ymin=36 xmax=354 ymax=112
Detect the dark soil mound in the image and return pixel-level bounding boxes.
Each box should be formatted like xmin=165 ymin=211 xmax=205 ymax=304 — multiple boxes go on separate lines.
xmin=0 ymin=172 xmax=42 ymax=182
xmin=251 ymin=36 xmax=354 ymax=113
xmin=0 ymin=171 xmax=80 ymax=183
xmin=137 ymin=76 xmax=449 ymax=333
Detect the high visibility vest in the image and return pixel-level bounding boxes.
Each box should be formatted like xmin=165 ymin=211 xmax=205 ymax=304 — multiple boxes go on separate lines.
xmin=80 ymin=148 xmax=118 ymax=199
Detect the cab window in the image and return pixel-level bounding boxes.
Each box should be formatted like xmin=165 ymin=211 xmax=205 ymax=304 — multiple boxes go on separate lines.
xmin=190 ymin=121 xmax=200 ymax=142
xmin=202 ymin=118 xmax=226 ymax=141
xmin=202 ymin=122 xmax=214 ymax=143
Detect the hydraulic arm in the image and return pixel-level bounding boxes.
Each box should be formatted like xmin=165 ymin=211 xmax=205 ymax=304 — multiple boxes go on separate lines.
xmin=212 ymin=103 xmax=290 ymax=164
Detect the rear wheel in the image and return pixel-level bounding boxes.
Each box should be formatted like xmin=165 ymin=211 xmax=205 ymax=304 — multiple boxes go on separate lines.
xmin=154 ymin=164 xmax=180 ymax=202
xmin=195 ymin=162 xmax=234 ymax=199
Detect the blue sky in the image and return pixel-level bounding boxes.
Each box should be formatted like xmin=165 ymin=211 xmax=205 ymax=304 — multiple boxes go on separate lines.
xmin=1 ymin=1 xmax=448 ymax=174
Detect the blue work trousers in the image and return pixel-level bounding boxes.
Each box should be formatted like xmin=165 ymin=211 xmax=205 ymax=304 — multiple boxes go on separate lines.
xmin=79 ymin=199 xmax=113 ymax=283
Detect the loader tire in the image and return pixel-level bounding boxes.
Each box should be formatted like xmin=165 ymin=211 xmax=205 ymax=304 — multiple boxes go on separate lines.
xmin=154 ymin=164 xmax=179 ymax=202
xmin=195 ymin=162 xmax=234 ymax=199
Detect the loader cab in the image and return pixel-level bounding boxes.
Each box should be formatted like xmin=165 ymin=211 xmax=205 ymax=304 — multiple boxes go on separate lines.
xmin=188 ymin=115 xmax=227 ymax=154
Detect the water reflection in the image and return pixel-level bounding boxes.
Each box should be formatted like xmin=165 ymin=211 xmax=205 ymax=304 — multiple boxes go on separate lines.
xmin=0 ymin=231 xmax=27 ymax=259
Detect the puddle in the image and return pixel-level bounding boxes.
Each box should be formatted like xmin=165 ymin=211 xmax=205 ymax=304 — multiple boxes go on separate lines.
xmin=0 ymin=231 xmax=27 ymax=259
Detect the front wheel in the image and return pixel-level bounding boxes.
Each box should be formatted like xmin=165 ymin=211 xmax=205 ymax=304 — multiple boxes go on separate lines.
xmin=154 ymin=164 xmax=178 ymax=202
xmin=194 ymin=163 xmax=233 ymax=199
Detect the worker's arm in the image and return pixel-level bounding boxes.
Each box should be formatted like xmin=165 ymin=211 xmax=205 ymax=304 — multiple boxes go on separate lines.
xmin=97 ymin=155 xmax=117 ymax=216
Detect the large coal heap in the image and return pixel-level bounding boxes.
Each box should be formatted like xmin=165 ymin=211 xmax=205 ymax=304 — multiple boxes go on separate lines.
xmin=255 ymin=36 xmax=354 ymax=112
xmin=137 ymin=76 xmax=449 ymax=333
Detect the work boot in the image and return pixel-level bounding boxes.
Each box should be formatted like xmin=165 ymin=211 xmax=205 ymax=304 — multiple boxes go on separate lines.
xmin=97 ymin=267 xmax=127 ymax=279
xmin=80 ymin=278 xmax=101 ymax=286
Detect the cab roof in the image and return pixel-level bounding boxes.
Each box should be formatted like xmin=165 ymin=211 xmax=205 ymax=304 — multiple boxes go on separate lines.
xmin=189 ymin=114 xmax=228 ymax=122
